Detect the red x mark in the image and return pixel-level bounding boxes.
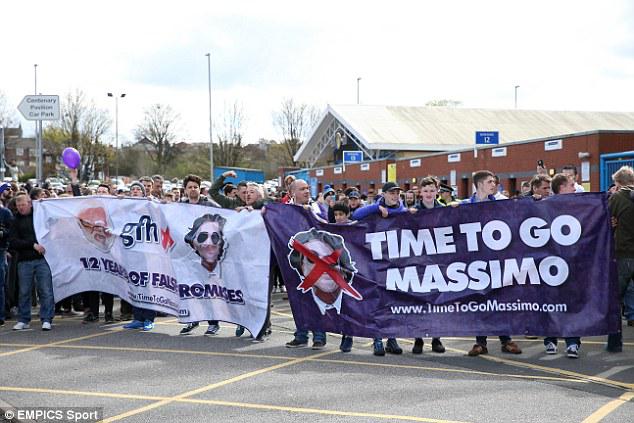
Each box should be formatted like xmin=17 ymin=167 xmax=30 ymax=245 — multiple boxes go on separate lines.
xmin=291 ymin=239 xmax=362 ymax=300
xmin=161 ymin=227 xmax=175 ymax=251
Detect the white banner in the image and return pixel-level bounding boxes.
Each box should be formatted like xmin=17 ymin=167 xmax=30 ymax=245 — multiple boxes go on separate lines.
xmin=33 ymin=197 xmax=270 ymax=335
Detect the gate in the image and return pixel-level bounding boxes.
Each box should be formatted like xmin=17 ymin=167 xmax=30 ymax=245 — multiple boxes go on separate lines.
xmin=600 ymin=151 xmax=634 ymax=191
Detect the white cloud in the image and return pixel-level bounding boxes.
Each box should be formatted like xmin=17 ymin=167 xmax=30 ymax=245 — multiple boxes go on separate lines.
xmin=2 ymin=0 xmax=633 ymax=149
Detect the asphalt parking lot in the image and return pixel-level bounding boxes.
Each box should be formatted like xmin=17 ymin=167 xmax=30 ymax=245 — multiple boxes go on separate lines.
xmin=0 ymin=293 xmax=632 ymax=423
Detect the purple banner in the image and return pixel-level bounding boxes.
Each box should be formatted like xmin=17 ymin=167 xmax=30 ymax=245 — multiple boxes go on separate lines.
xmin=263 ymin=194 xmax=620 ymax=338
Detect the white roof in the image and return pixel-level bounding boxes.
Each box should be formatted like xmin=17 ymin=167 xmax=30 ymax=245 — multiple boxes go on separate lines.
xmin=295 ymin=104 xmax=634 ymax=162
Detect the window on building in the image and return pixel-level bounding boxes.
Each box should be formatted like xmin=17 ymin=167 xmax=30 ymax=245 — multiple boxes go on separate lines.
xmin=29 ymin=149 xmax=37 ymax=157
xmin=17 ymin=160 xmax=25 ymax=167
xmin=16 ymin=148 xmax=24 ymax=156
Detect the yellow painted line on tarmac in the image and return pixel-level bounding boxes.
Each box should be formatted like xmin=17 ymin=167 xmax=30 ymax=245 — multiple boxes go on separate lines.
xmin=100 ymin=348 xmax=340 ymax=422
xmin=0 ymin=341 xmax=589 ymax=384
xmin=310 ymin=357 xmax=588 ymax=384
xmin=0 ymin=386 xmax=469 ymax=423
xmin=440 ymin=345 xmax=634 ymax=391
xmin=581 ymin=391 xmax=634 ymax=423
xmin=0 ymin=385 xmax=161 ymax=401
xmin=271 ymin=310 xmax=294 ymax=318
xmin=0 ymin=329 xmax=121 ymax=358
xmin=178 ymin=398 xmax=470 ymax=422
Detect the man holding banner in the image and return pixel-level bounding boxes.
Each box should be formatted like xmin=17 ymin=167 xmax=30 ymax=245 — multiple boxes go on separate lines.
xmin=461 ymin=170 xmax=522 ymax=356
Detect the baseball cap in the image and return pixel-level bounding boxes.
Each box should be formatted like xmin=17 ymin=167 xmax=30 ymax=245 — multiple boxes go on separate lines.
xmin=382 ymin=182 xmax=401 ymax=192
xmin=0 ymin=183 xmax=10 ymax=194
xmin=347 ymin=190 xmax=360 ymax=199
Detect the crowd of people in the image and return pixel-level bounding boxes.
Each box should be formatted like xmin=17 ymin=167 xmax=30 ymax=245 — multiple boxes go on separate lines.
xmin=1 ymin=163 xmax=632 ymax=360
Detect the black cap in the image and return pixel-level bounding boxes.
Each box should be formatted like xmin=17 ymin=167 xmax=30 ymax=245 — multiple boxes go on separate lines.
xmin=382 ymin=182 xmax=401 ymax=192
xmin=347 ymin=190 xmax=360 ymax=198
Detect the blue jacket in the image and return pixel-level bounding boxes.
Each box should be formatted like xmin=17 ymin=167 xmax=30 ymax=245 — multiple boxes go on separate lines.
xmin=352 ymin=197 xmax=408 ymax=221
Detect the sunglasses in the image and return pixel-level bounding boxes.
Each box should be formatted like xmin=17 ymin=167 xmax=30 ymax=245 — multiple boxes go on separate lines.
xmin=196 ymin=231 xmax=221 ymax=245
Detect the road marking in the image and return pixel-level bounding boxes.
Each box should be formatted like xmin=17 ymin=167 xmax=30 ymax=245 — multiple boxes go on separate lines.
xmin=581 ymin=391 xmax=634 ymax=423
xmin=594 ymin=365 xmax=633 ymax=379
xmin=441 ymin=345 xmax=634 ymax=390
xmin=100 ymin=349 xmax=339 ymax=422
xmin=0 ymin=385 xmax=469 ymax=422
xmin=0 ymin=342 xmax=586 ymax=384
xmin=0 ymin=329 xmax=121 ymax=358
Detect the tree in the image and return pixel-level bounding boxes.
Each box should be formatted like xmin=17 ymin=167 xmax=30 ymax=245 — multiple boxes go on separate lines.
xmin=425 ymin=99 xmax=462 ymax=107
xmin=43 ymin=90 xmax=111 ymax=181
xmin=273 ymin=98 xmax=320 ymax=165
xmin=214 ymin=101 xmax=245 ymax=168
xmin=0 ymin=91 xmax=18 ymax=127
xmin=135 ymin=104 xmax=180 ymax=173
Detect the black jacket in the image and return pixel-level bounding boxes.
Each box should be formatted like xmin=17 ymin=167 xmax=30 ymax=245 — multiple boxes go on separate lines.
xmin=10 ymin=211 xmax=43 ymax=262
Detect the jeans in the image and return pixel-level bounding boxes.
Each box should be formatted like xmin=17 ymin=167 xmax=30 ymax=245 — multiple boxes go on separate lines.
xmin=476 ymin=335 xmax=511 ymax=346
xmin=544 ymin=337 xmax=581 ymax=347
xmin=294 ymin=329 xmax=326 ymax=343
xmin=132 ymin=306 xmax=156 ymax=322
xmin=607 ymin=258 xmax=634 ymax=350
xmin=17 ymin=258 xmax=54 ymax=323
xmin=0 ymin=250 xmax=6 ymax=320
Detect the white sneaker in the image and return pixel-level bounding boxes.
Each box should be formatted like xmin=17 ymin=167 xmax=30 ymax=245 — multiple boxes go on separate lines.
xmin=545 ymin=342 xmax=557 ymax=354
xmin=42 ymin=322 xmax=52 ymax=331
xmin=13 ymin=322 xmax=30 ymax=331
xmin=566 ymin=344 xmax=579 ymax=359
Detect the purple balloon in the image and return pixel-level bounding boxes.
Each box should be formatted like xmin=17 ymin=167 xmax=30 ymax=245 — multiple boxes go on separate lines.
xmin=62 ymin=147 xmax=81 ymax=169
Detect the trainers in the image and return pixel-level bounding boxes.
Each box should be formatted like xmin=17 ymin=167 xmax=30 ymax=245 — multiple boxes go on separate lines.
xmin=545 ymin=342 xmax=558 ymax=355
xmin=235 ymin=325 xmax=245 ymax=337
xmin=143 ymin=320 xmax=154 ymax=331
xmin=340 ymin=336 xmax=353 ymax=353
xmin=373 ymin=339 xmax=385 ymax=356
xmin=312 ymin=340 xmax=326 ymax=350
xmin=12 ymin=322 xmax=30 ymax=331
xmin=205 ymin=324 xmax=220 ymax=336
xmin=286 ymin=338 xmax=308 ymax=348
xmin=501 ymin=341 xmax=522 ymax=354
xmin=179 ymin=322 xmax=200 ymax=335
xmin=431 ymin=339 xmax=446 ymax=353
xmin=123 ymin=320 xmax=144 ymax=329
xmin=412 ymin=338 xmax=424 ymax=354
xmin=385 ymin=338 xmax=403 ymax=355
xmin=468 ymin=344 xmax=488 ymax=356
xmin=104 ymin=312 xmax=114 ymax=323
xmin=82 ymin=313 xmax=98 ymax=324
xmin=0 ymin=319 xmax=4 ymax=327
xmin=566 ymin=344 xmax=579 ymax=359
xmin=42 ymin=322 xmax=52 ymax=331
xmin=280 ymin=285 xmax=286 ymax=293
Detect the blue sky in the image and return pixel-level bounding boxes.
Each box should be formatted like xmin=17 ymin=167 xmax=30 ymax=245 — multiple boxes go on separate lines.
xmin=2 ymin=0 xmax=633 ymax=146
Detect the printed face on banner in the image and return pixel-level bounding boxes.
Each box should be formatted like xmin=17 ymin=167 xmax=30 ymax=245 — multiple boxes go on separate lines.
xmin=76 ymin=202 xmax=114 ymax=252
xmin=288 ymin=228 xmax=362 ymax=314
xmin=185 ymin=213 xmax=227 ymax=273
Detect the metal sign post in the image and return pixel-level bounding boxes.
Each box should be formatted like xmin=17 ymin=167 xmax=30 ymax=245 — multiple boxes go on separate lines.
xmin=17 ymin=94 xmax=60 ymax=185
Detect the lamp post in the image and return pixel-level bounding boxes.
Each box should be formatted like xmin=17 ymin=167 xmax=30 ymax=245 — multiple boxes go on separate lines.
xmin=514 ymin=85 xmax=520 ymax=109
xmin=357 ymin=77 xmax=361 ymax=105
xmin=206 ymin=52 xmax=214 ymax=182
xmin=107 ymin=93 xmax=126 ymax=183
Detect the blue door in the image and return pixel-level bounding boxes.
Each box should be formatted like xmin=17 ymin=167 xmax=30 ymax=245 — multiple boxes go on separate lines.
xmin=600 ymin=151 xmax=634 ymax=191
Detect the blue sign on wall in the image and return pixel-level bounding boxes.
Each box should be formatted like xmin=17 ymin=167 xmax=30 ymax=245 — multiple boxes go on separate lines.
xmin=343 ymin=151 xmax=363 ymax=163
xmin=475 ymin=131 xmax=499 ymax=145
